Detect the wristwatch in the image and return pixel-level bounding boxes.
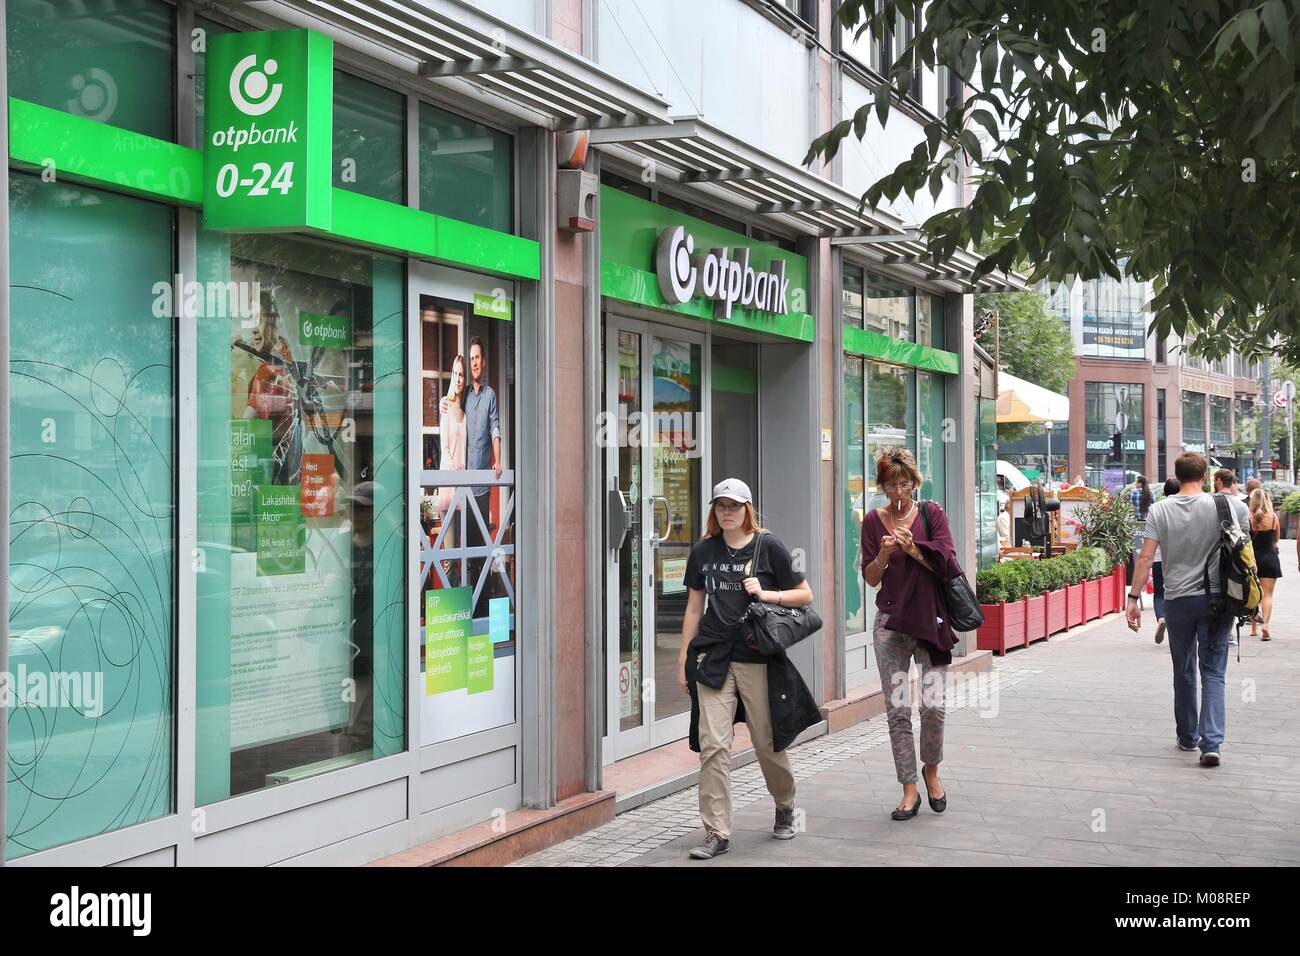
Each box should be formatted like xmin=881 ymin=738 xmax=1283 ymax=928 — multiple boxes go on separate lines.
xmin=1127 ymin=592 xmax=1141 ymax=601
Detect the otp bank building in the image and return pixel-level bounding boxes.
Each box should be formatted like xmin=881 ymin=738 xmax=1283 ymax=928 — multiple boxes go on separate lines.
xmin=1 ymin=0 xmax=1021 ymax=866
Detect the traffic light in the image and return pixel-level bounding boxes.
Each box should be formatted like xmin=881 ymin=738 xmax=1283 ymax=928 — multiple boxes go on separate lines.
xmin=1277 ymin=435 xmax=1290 ymax=465
xmin=1110 ymin=432 xmax=1123 ymax=461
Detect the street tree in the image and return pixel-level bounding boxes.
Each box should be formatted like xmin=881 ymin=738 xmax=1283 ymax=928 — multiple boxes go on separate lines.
xmin=809 ymin=1 xmax=1300 ymax=363
xmin=975 ymin=290 xmax=1077 ymax=443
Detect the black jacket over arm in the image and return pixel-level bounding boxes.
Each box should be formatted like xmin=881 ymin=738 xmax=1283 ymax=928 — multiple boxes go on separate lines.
xmin=684 ymin=632 xmax=822 ymax=753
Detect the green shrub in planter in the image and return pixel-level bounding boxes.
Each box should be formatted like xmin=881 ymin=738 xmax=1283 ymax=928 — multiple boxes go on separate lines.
xmin=1058 ymin=551 xmax=1088 ymax=586
xmin=1281 ymin=491 xmax=1300 ymax=516
xmin=976 ymin=565 xmax=1010 ymax=605
xmin=1262 ymin=481 xmax=1298 ymax=510
xmin=1043 ymin=557 xmax=1071 ymax=592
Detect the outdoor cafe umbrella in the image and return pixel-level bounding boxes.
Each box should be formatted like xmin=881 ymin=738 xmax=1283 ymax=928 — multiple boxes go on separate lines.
xmin=996 ymin=372 xmax=1070 ymax=424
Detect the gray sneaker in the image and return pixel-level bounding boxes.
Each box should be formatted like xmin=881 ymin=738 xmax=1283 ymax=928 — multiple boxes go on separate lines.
xmin=688 ymin=832 xmax=730 ymax=859
xmin=1200 ymin=751 xmax=1221 ymax=767
xmin=773 ymin=806 xmax=796 ymax=841
xmin=1154 ymin=620 xmax=1166 ymax=644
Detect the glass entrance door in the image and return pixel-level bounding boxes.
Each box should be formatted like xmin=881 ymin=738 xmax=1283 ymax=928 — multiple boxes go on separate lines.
xmin=604 ymin=317 xmax=704 ymax=761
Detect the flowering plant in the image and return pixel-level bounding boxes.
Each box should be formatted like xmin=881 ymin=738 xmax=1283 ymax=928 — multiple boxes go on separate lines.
xmin=1075 ymin=490 xmax=1143 ymax=565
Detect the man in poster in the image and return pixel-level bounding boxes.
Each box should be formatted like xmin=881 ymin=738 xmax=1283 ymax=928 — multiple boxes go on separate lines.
xmin=445 ymin=335 xmax=500 ymax=615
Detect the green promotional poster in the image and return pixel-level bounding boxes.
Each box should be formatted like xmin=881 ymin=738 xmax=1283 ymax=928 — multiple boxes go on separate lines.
xmin=425 ymin=587 xmax=472 ymax=695
xmin=254 ymin=485 xmax=305 ymax=575
xmin=299 ymin=310 xmax=352 ymax=349
xmin=466 ymin=634 xmax=494 ymax=695
xmin=472 ymin=291 xmax=512 ymax=321
xmin=203 ymin=29 xmax=334 ymax=231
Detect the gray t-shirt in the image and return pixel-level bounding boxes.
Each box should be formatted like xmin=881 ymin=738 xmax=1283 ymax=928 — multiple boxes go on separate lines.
xmin=1143 ymin=493 xmax=1249 ymax=601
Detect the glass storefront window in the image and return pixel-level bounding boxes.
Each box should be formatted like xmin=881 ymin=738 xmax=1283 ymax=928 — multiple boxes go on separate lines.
xmin=419 ymin=102 xmax=514 ymax=233
xmin=1209 ymin=396 xmax=1230 ymax=448
xmin=976 ymin=393 xmax=999 ymax=569
xmin=918 ymin=371 xmax=946 ymax=505
xmin=1183 ymin=391 xmax=1207 ymax=453
xmin=916 ymin=293 xmax=944 ymax=350
xmin=418 ymin=285 xmax=517 ymax=745
xmin=865 ymin=272 xmax=914 ymax=341
xmin=711 ymin=341 xmax=759 ymax=494
xmin=7 ymin=0 xmax=175 ymax=141
xmin=334 ymin=71 xmax=406 ymax=205
xmin=1084 ymin=382 xmax=1144 ymax=487
xmin=195 ymin=233 xmax=406 ymax=804
xmin=6 ymin=175 xmax=175 ymax=857
xmin=843 ymin=265 xmax=864 ymax=329
xmin=194 ymin=17 xmax=235 ymax=145
xmin=844 ymin=357 xmax=866 ymax=637
xmin=865 ymin=362 xmax=917 ymax=477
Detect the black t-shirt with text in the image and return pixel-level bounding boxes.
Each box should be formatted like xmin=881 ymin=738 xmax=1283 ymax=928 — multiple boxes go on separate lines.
xmin=684 ymin=532 xmax=805 ymax=663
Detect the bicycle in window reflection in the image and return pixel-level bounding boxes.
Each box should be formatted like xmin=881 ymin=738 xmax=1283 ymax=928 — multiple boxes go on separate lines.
xmin=231 ymin=304 xmax=350 ymax=486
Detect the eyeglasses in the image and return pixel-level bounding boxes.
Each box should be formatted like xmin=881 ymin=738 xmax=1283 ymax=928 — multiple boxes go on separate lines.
xmin=714 ymin=500 xmax=744 ymax=513
xmin=882 ymin=482 xmax=914 ymax=492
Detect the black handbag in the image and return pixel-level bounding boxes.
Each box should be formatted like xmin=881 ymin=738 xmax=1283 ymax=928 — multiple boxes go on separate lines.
xmin=917 ymin=501 xmax=985 ymax=632
xmin=741 ymin=533 xmax=824 ymax=655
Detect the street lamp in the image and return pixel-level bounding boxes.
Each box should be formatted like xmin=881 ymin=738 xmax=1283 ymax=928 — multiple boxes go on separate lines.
xmin=1044 ymin=421 xmax=1054 ymax=489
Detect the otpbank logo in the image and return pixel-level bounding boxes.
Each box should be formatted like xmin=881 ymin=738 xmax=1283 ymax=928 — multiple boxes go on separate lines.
xmin=230 ymin=54 xmax=284 ymax=116
xmin=655 ymin=225 xmax=790 ymax=318
xmin=203 ymin=28 xmax=333 ymax=232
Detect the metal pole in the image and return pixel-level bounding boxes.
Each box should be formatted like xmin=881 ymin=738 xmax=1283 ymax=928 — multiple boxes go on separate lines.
xmin=1261 ymin=361 xmax=1272 ymax=478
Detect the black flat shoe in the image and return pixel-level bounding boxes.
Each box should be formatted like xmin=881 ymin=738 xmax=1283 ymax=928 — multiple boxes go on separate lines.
xmin=923 ymin=767 xmax=947 ymax=813
xmin=890 ymin=797 xmax=921 ymax=821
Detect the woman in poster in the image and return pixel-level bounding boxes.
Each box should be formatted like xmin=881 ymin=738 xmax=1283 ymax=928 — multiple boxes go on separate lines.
xmin=436 ymin=354 xmax=468 ymax=519
xmin=235 ymin=299 xmax=302 ymax=486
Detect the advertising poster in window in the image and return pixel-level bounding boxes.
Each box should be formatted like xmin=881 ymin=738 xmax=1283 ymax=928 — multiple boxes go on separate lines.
xmin=417 ymin=267 xmax=517 ymax=744
xmin=226 ymin=263 xmax=355 ymax=751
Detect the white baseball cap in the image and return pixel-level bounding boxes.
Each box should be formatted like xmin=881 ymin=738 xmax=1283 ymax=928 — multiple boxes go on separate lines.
xmin=709 ymin=478 xmax=752 ymax=505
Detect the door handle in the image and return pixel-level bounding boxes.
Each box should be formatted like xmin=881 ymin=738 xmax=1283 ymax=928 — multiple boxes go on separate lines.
xmin=648 ymin=496 xmax=671 ymax=548
xmin=607 ymin=487 xmax=636 ymax=552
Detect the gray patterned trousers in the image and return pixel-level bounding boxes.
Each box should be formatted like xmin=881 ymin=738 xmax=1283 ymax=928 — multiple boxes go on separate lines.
xmin=872 ymin=612 xmax=947 ymax=784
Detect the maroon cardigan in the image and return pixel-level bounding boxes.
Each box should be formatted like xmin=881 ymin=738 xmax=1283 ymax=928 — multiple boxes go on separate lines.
xmin=861 ymin=501 xmax=960 ymax=664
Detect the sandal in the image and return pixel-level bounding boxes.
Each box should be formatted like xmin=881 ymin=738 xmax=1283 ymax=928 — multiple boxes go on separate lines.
xmin=1262 ymin=627 xmax=1271 ymax=641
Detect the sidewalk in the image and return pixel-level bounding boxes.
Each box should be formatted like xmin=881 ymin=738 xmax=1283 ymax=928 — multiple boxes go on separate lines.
xmin=515 ymin=569 xmax=1300 ymax=867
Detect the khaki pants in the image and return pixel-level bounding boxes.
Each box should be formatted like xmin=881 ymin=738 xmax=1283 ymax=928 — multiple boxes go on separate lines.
xmin=697 ymin=661 xmax=796 ymax=839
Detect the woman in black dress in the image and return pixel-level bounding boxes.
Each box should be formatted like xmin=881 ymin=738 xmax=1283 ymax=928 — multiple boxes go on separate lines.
xmin=1248 ymin=488 xmax=1282 ymax=641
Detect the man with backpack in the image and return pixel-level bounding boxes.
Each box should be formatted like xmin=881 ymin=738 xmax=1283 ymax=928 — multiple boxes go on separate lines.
xmin=1126 ymin=452 xmax=1254 ymax=767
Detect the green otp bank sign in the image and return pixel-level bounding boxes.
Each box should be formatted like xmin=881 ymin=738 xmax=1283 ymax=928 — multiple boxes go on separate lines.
xmin=204 ymin=29 xmax=334 ymax=232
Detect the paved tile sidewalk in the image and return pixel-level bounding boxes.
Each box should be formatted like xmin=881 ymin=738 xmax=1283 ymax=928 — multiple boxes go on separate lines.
xmin=515 ymin=569 xmax=1300 ymax=867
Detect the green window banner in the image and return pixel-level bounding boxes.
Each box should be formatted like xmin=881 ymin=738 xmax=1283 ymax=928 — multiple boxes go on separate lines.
xmin=599 ymin=186 xmax=814 ymax=342
xmin=255 ymin=485 xmax=307 ymax=576
xmin=473 ymin=290 xmax=513 ymax=321
xmin=203 ymin=29 xmax=334 ymax=232
xmin=299 ymin=309 xmax=352 ymax=349
xmin=425 ymin=587 xmax=473 ymax=695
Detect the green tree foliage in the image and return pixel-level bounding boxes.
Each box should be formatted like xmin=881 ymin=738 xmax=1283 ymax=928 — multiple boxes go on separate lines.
xmin=975 ymin=291 xmax=1077 ymax=442
xmin=809 ymin=1 xmax=1300 ymax=363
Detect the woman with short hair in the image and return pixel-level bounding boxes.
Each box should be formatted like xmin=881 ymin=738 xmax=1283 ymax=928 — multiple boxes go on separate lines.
xmin=861 ymin=447 xmax=961 ymax=820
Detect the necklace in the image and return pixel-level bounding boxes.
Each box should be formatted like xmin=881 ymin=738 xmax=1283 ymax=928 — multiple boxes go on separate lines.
xmin=885 ymin=500 xmax=916 ymax=529
xmin=723 ymin=534 xmax=754 ymax=560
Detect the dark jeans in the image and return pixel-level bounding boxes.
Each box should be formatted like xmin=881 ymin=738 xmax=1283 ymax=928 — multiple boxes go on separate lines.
xmin=1163 ymin=593 xmax=1231 ymax=753
xmin=1152 ymin=561 xmax=1165 ymax=620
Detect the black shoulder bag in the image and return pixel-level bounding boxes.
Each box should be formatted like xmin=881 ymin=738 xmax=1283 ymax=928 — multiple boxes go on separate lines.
xmin=918 ymin=501 xmax=985 ymax=632
xmin=741 ymin=533 xmax=824 ymax=655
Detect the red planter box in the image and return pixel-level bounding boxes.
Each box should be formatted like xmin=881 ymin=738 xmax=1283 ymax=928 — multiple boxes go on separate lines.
xmin=1066 ymin=582 xmax=1084 ymax=628
xmin=1025 ymin=593 xmax=1047 ymax=645
xmin=976 ymin=598 xmax=1027 ymax=655
xmin=1046 ymin=588 xmax=1067 ymax=635
xmin=1083 ymin=578 xmax=1101 ymax=620
xmin=1099 ymin=577 xmax=1115 ymax=615
xmin=1113 ymin=564 xmax=1127 ymax=608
